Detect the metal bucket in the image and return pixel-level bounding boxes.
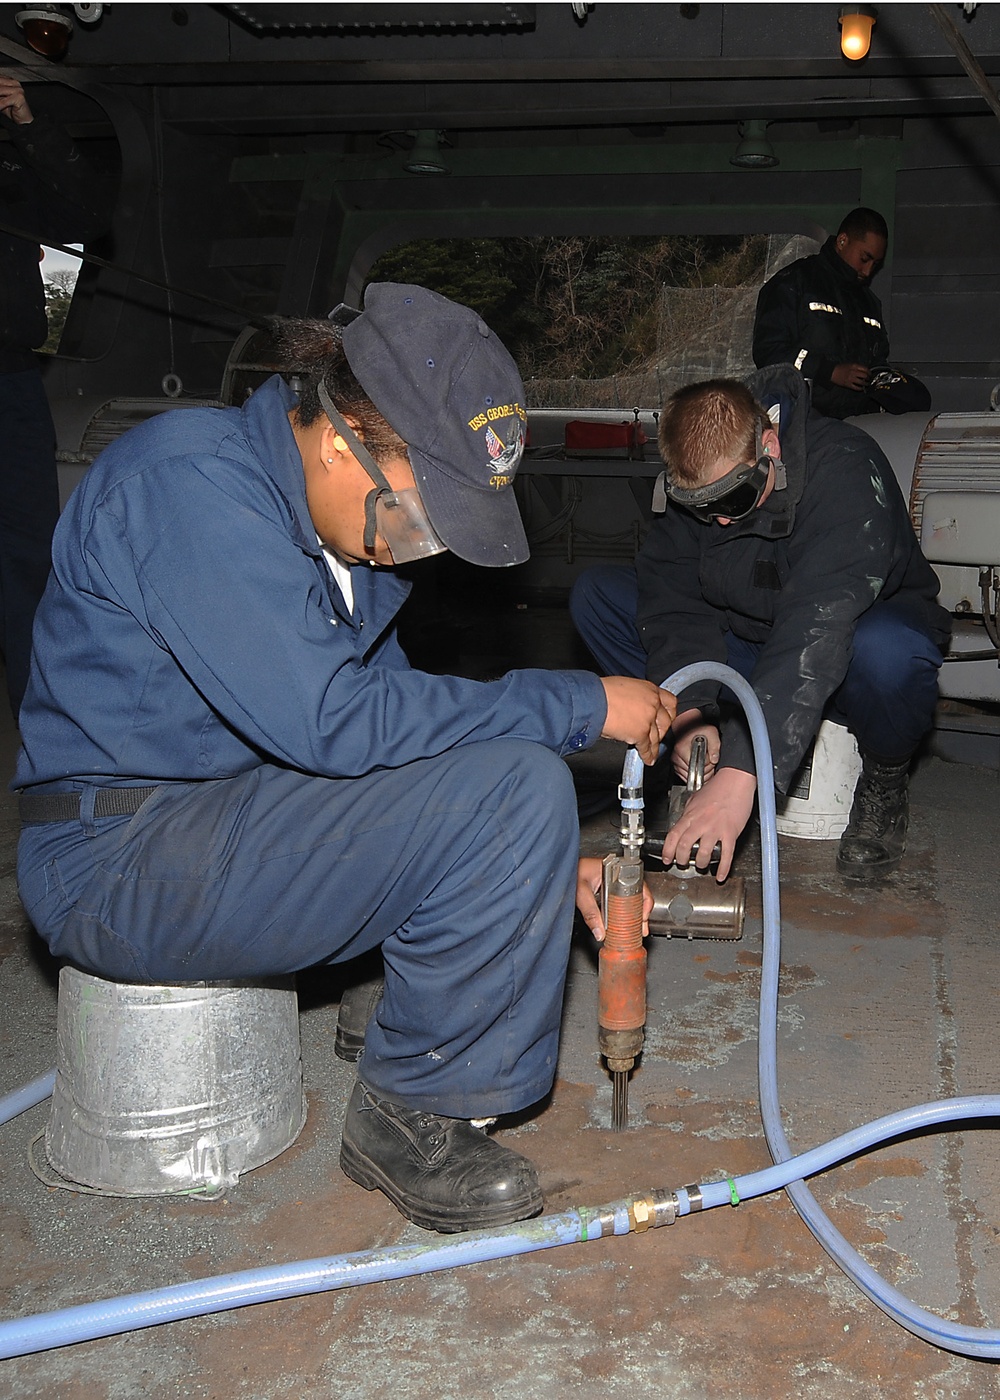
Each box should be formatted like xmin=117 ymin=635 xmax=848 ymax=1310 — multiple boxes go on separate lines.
xmin=43 ymin=966 xmax=306 ymax=1198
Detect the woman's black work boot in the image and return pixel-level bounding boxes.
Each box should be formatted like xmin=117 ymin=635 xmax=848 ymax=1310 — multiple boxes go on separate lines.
xmin=334 ymin=955 xmax=385 ymax=1063
xmin=836 ymin=752 xmax=911 ymax=879
xmin=339 ymin=1079 xmax=544 ymax=1233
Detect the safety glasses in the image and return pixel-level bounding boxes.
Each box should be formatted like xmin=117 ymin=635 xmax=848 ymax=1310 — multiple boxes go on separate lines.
xmin=317 ymin=381 xmax=447 ymax=564
xmin=372 ymin=486 xmax=447 ymax=563
xmin=665 ymin=456 xmax=772 ymax=523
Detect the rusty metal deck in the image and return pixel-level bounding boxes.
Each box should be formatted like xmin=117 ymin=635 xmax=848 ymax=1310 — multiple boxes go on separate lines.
xmin=2 ymin=710 xmax=1000 ymax=1398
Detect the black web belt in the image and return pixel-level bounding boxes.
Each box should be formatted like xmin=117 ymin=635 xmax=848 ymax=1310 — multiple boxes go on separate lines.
xmin=18 ymin=786 xmax=160 ymax=825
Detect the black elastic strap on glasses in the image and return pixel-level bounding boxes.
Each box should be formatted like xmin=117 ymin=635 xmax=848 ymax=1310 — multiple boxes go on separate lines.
xmin=316 ymin=380 xmax=393 ymax=553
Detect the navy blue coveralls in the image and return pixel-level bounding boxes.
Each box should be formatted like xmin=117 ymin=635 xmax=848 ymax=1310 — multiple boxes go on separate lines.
xmin=15 ymin=376 xmax=608 ymax=1120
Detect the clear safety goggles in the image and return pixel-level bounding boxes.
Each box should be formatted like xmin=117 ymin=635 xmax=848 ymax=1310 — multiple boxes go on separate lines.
xmin=374 ymin=486 xmax=447 ymax=563
xmin=317 ymin=381 xmax=447 ymax=564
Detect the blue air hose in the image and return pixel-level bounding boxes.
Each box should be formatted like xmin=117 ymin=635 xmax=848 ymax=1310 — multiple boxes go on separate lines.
xmin=1 ymin=661 xmax=999 ymax=1360
xmin=651 ymin=663 xmax=1000 ymax=1359
xmin=0 ymin=1069 xmax=54 ymax=1125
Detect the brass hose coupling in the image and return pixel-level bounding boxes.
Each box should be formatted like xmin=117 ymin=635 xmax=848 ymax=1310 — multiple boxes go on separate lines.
xmin=628 ymin=1189 xmax=679 ymax=1232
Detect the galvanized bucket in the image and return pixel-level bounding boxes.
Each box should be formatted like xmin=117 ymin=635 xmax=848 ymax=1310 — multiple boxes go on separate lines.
xmin=43 ymin=966 xmax=306 ymax=1198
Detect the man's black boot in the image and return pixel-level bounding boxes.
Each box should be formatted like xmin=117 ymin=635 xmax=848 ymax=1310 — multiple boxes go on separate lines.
xmin=836 ymin=752 xmax=911 ymax=879
xmin=339 ymin=1079 xmax=544 ymax=1233
xmin=334 ymin=973 xmax=384 ymax=1063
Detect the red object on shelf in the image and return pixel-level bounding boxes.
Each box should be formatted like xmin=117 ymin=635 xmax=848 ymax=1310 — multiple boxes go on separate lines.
xmin=564 ymin=420 xmax=648 ymax=454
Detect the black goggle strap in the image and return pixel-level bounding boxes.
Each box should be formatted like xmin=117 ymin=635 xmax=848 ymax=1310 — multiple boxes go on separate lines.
xmin=316 ymin=380 xmax=394 ymax=553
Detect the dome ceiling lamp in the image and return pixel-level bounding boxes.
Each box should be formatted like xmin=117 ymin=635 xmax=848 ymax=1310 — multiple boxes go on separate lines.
xmin=839 ymin=7 xmax=878 ymax=61
xmin=730 ymin=120 xmax=779 ymax=170
xmin=14 ymin=4 xmax=103 ymax=60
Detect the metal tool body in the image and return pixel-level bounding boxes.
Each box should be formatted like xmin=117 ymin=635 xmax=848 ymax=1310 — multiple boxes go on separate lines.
xmin=598 ymin=736 xmax=747 ymax=1130
xmin=645 ymin=872 xmax=745 ymax=940
xmin=644 ymin=736 xmax=747 ymax=940
xmin=598 ymin=766 xmax=647 ymax=1131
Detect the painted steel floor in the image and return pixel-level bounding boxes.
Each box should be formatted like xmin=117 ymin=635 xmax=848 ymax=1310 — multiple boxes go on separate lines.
xmin=2 ymin=694 xmax=1000 ymax=1396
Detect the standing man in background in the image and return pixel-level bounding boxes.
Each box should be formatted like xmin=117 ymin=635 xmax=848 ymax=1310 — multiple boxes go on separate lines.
xmin=752 ymin=207 xmax=895 ymax=420
xmin=0 ymin=74 xmax=105 ymax=718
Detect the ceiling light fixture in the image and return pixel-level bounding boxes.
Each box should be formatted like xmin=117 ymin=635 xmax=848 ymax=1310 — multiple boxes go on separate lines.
xmin=839 ymin=6 xmax=877 ymax=61
xmin=729 ymin=120 xmax=779 ymax=169
xmin=15 ymin=3 xmax=103 ymax=59
xmin=403 ymin=130 xmax=450 ymax=176
xmin=15 ymin=6 xmax=73 ymax=58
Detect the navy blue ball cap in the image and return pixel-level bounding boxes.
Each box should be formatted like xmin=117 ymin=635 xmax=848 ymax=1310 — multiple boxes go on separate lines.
xmin=341 ymin=282 xmax=529 ymax=567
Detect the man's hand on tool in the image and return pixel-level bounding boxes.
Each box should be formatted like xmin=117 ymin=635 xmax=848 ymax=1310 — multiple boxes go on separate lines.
xmin=0 ymin=78 xmax=34 ymax=125
xmin=575 ymin=856 xmax=654 ymax=943
xmin=670 ymin=709 xmax=721 ymax=782
xmin=660 ymin=767 xmax=756 ymax=882
xmin=599 ymin=677 xmax=676 ymax=765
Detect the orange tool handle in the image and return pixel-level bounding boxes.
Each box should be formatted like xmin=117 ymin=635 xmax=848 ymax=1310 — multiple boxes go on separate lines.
xmin=598 ymin=889 xmax=646 ymax=1032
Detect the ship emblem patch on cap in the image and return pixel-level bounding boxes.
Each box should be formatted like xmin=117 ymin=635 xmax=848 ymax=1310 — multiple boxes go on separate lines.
xmin=468 ymin=401 xmax=526 ymax=490
xmin=484 ymin=421 xmax=525 ymax=487
xmin=342 ymin=283 xmax=531 ymax=566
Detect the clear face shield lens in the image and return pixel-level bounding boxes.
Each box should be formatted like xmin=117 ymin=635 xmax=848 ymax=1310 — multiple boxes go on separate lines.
xmin=315 ymin=380 xmax=447 ymax=564
xmin=374 ymin=488 xmax=448 ymax=564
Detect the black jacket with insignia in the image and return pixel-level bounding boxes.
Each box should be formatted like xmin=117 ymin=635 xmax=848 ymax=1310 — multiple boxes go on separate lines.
xmin=636 ymin=366 xmax=951 ymax=792
xmin=0 ymin=113 xmax=105 ymax=372
xmin=752 ymin=237 xmax=890 ymax=420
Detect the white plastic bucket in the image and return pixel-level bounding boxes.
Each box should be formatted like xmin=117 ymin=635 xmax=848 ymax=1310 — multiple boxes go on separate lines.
xmin=774 ymin=720 xmax=862 ymax=840
xmin=43 ymin=967 xmax=306 ymax=1198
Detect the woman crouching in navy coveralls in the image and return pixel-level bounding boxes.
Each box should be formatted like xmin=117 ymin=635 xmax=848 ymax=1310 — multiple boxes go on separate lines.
xmin=14 ymin=284 xmax=675 ymax=1233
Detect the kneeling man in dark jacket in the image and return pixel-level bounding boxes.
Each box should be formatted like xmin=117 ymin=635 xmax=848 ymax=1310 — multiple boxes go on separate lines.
xmin=571 ymin=365 xmax=951 ymax=881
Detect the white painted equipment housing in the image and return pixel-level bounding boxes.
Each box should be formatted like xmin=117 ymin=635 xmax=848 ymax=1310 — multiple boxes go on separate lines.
xmin=854 ymin=412 xmax=1000 ymax=705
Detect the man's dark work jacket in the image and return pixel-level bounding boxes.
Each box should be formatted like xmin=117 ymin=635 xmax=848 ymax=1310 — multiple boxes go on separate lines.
xmin=752 ymin=237 xmax=890 ymax=420
xmin=15 ymin=376 xmax=607 ymax=792
xmin=0 ymin=113 xmax=104 ymax=372
xmin=635 ymin=366 xmax=951 ymax=793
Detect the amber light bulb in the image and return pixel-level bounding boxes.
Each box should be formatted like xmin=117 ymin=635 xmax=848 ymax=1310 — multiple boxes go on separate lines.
xmin=839 ymin=8 xmax=877 ymax=61
xmin=15 ymin=7 xmax=73 ymax=59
